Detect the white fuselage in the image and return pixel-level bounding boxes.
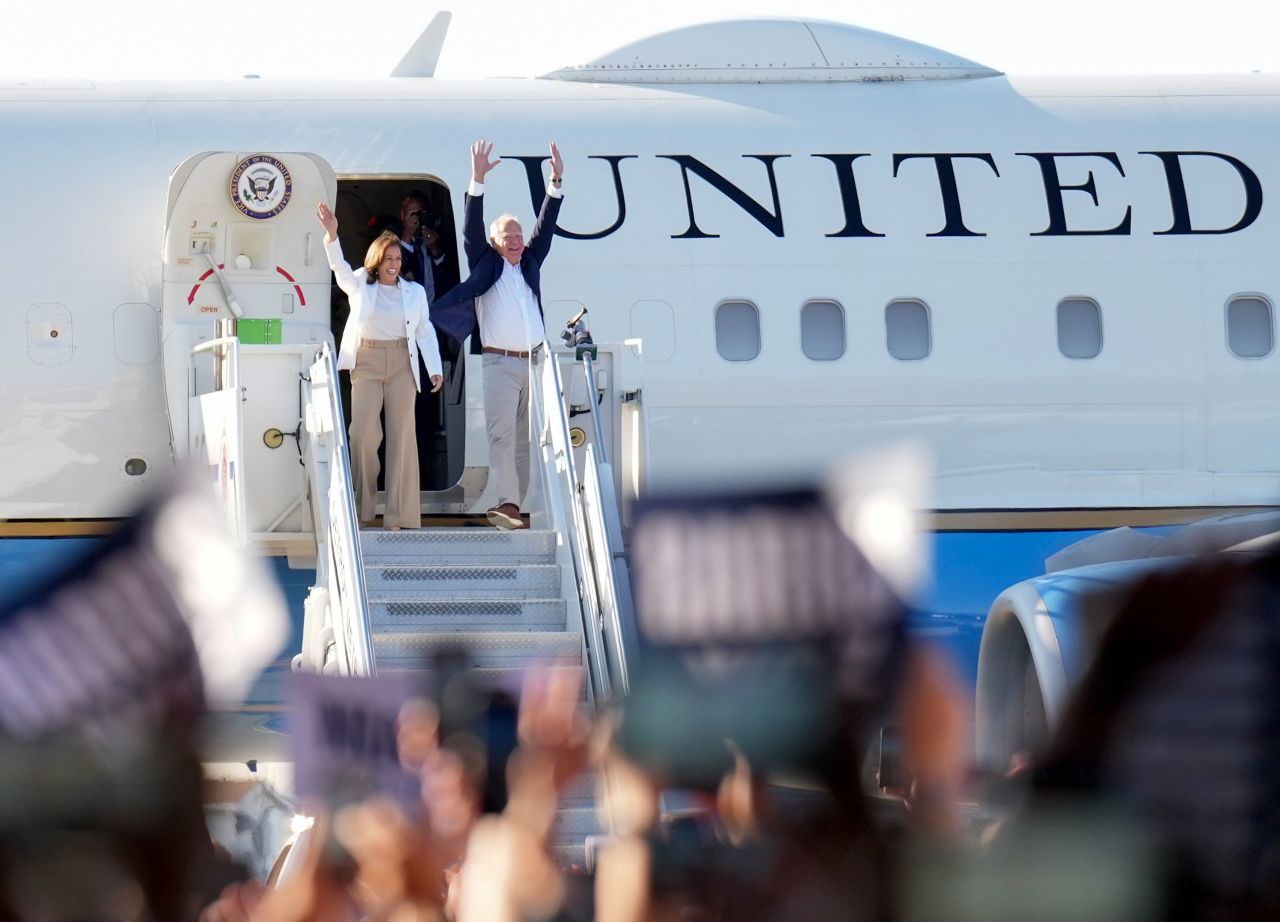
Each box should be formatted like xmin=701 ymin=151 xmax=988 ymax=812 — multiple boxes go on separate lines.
xmin=4 ymin=73 xmax=1279 ymax=518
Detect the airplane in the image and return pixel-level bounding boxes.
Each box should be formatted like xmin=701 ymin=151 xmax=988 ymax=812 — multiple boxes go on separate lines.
xmin=1 ymin=13 xmax=1278 ymax=770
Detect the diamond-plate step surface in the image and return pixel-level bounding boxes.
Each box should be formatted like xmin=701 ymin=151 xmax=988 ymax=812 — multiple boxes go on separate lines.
xmin=372 ymin=631 xmax=583 ymax=669
xmin=360 ymin=528 xmax=556 ymax=565
xmin=365 ymin=564 xmax=560 ymax=599
xmin=369 ymin=598 xmax=566 ymax=631
xmin=550 ymin=806 xmax=606 ymax=840
xmin=376 ymin=665 xmax=556 ymax=697
xmin=550 ymin=810 xmax=609 ymax=873
xmin=558 ymin=773 xmax=604 ymax=808
xmin=551 ymin=842 xmax=589 ymax=871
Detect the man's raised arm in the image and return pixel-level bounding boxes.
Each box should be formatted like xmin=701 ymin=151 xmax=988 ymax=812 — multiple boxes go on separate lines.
xmin=463 ymin=139 xmax=500 ymax=270
xmin=527 ymin=141 xmax=564 ymax=266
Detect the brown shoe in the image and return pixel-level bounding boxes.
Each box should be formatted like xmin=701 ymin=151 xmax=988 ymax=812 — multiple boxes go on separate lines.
xmin=486 ymin=503 xmax=527 ymax=530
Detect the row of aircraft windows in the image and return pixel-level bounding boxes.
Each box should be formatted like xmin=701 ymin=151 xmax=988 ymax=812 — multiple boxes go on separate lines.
xmin=714 ymin=296 xmax=1277 ymax=362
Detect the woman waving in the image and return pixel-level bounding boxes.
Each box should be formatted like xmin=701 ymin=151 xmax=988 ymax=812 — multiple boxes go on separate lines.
xmin=317 ymin=201 xmax=443 ymax=530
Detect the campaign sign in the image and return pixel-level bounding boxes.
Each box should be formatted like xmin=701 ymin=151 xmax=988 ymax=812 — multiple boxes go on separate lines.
xmin=289 ymin=672 xmax=422 ymax=815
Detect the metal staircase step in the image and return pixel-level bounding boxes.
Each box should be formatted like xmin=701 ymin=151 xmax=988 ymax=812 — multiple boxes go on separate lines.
xmin=550 ymin=806 xmax=606 ymax=840
xmin=369 ymin=598 xmax=566 ymax=631
xmin=357 ymin=508 xmax=603 ymax=874
xmin=360 ymin=528 xmax=556 ymax=564
xmin=373 ymin=664 xmax=572 ymax=697
xmin=365 ymin=563 xmax=560 ymax=599
xmin=558 ymin=772 xmax=604 ymax=808
xmin=550 ymin=806 xmax=610 ymax=871
xmin=372 ymin=630 xmax=583 ymax=669
xmin=550 ymin=842 xmax=590 ymax=871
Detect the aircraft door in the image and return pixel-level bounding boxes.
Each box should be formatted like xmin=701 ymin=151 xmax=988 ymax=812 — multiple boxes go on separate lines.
xmin=161 ymin=151 xmax=337 ymax=546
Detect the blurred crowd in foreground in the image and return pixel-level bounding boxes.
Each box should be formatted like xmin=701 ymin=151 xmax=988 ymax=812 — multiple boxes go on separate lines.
xmin=1 ymin=476 xmax=1279 ymax=921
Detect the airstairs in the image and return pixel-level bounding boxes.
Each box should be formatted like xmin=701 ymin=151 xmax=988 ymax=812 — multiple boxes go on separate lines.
xmin=186 ymin=330 xmax=641 ymax=868
xmin=163 ymin=150 xmax=641 ymax=869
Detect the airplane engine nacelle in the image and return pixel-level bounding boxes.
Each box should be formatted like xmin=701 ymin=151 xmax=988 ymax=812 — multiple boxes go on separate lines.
xmin=974 ymin=584 xmax=1066 ymax=772
xmin=973 ymin=564 xmax=1150 ymax=772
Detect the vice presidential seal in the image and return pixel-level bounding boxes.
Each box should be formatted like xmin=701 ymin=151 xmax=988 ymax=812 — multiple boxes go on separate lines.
xmin=230 ymin=155 xmax=293 ymax=219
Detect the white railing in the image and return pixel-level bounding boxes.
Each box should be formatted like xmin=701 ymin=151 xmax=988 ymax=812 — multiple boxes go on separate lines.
xmin=529 ymin=344 xmax=637 ymax=701
xmin=578 ymin=351 xmax=639 ymax=694
xmin=300 ymin=344 xmax=375 ymax=676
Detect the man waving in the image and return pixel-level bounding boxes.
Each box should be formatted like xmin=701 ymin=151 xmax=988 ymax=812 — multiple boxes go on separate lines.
xmin=431 ymin=140 xmax=564 ymax=530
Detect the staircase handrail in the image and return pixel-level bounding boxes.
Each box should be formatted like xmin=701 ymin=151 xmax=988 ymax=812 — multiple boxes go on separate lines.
xmin=577 ymin=352 xmax=638 ymax=695
xmin=301 ymin=342 xmax=375 ymax=676
xmin=529 ymin=343 xmax=638 ymax=701
xmin=529 ymin=344 xmax=615 ymax=702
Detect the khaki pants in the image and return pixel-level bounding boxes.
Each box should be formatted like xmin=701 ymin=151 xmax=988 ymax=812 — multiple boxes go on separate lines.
xmin=350 ymin=339 xmax=420 ymax=529
xmin=483 ymin=353 xmax=530 ymax=508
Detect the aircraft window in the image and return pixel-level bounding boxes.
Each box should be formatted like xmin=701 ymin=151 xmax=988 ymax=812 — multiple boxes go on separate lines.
xmin=885 ymin=299 xmax=931 ymax=360
xmin=1226 ymin=296 xmax=1273 ymax=358
xmin=715 ymin=300 xmax=761 ymax=361
xmin=1057 ymin=298 xmax=1103 ymax=359
xmin=801 ymin=300 xmax=846 ymax=361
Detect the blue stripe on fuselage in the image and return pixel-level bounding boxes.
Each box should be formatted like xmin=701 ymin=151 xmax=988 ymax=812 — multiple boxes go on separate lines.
xmin=2 ymin=527 xmax=1179 ymax=709
xmin=0 ymin=537 xmax=312 ymax=715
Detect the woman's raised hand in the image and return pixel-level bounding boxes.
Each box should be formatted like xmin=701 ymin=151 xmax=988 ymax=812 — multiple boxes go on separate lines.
xmin=315 ymin=202 xmax=338 ymax=241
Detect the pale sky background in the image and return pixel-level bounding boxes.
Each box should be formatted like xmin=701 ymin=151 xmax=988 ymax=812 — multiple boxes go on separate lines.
xmin=0 ymin=1 xmax=1277 ymax=81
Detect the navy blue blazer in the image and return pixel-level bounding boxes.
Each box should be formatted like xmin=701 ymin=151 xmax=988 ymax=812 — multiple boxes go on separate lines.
xmin=430 ymin=191 xmax=563 ymax=348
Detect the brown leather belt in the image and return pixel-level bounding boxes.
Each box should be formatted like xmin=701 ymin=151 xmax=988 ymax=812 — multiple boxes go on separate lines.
xmin=483 ymin=346 xmax=532 ymax=359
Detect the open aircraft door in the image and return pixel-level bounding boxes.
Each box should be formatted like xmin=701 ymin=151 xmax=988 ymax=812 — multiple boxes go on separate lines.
xmin=161 ymin=151 xmax=337 ymax=555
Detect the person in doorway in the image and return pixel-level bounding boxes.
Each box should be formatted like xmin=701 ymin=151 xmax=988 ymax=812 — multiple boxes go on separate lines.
xmin=431 ymin=140 xmax=564 ymax=530
xmin=316 ymin=201 xmax=444 ymax=530
xmin=397 ymin=190 xmax=447 ymax=302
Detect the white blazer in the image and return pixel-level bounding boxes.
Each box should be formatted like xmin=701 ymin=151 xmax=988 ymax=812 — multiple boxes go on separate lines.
xmin=325 ymin=237 xmax=444 ymax=392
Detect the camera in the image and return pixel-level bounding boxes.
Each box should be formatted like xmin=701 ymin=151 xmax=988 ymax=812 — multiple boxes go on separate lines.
xmin=410 ymin=210 xmax=444 ymax=235
xmin=561 ymin=308 xmax=595 ymax=357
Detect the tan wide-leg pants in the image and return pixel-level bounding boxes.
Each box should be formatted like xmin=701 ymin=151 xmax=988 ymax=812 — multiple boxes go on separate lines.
xmin=350 ymin=339 xmax=420 ymax=529
xmin=483 ymin=353 xmax=531 ymax=508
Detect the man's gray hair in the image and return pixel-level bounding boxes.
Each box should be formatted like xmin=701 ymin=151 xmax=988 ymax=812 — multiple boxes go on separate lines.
xmin=489 ymin=213 xmax=522 ymax=244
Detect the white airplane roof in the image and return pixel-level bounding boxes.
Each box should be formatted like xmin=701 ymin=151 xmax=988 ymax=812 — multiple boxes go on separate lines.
xmin=540 ymin=17 xmax=1001 ymax=84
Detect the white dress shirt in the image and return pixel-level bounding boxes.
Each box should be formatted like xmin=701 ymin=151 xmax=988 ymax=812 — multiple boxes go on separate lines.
xmin=469 ymin=179 xmax=562 ymax=352
xmin=478 ymin=259 xmax=542 ymax=351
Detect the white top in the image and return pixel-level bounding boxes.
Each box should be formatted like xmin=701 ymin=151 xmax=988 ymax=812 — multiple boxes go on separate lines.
xmin=324 ymin=235 xmax=443 ymax=391
xmin=477 ymin=259 xmax=543 ymax=351
xmin=469 ymin=178 xmax=562 ymax=352
xmin=363 ymin=283 xmax=406 ymax=340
